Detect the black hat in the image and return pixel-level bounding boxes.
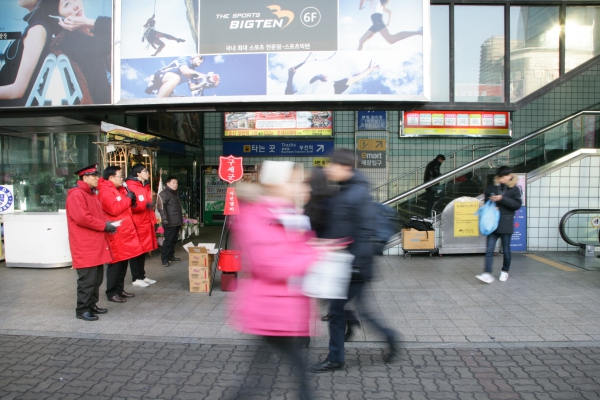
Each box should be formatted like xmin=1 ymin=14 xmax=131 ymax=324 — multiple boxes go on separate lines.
xmin=74 ymin=164 xmax=99 ymax=177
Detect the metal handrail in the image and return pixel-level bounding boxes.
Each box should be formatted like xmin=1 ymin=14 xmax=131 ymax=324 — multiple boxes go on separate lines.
xmin=558 ymin=209 xmax=600 ymax=247
xmin=370 ymin=141 xmax=510 ymax=192
xmin=382 ymin=110 xmax=600 ymax=206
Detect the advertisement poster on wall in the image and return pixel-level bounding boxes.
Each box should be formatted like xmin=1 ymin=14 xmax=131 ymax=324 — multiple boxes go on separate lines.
xmin=0 ymin=0 xmax=113 ymax=107
xmin=114 ymin=0 xmax=429 ymax=105
xmin=402 ymin=111 xmax=511 ymax=137
xmin=224 ymin=111 xmax=333 ymax=137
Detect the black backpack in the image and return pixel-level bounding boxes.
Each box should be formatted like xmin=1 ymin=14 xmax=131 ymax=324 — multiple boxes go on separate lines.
xmin=371 ymin=202 xmax=401 ymax=253
xmin=405 ymin=216 xmax=434 ymax=231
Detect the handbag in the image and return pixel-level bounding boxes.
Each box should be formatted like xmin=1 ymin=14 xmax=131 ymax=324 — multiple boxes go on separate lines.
xmin=475 ymin=200 xmax=500 ymax=236
xmin=301 ymin=250 xmax=355 ymax=299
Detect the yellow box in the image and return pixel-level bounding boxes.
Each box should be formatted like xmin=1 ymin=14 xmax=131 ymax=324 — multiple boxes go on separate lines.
xmin=190 ymin=279 xmax=211 ymax=293
xmin=189 ymin=265 xmax=211 ymax=281
xmin=402 ymin=228 xmax=435 ymax=250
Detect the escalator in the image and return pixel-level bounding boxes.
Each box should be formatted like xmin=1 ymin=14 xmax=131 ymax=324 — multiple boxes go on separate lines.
xmin=376 ymin=110 xmax=600 ymax=226
xmin=553 ymin=209 xmax=600 ymax=271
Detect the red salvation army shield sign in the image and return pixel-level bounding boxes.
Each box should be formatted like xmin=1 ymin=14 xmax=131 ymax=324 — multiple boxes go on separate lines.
xmin=218 ymin=155 xmax=244 ymax=183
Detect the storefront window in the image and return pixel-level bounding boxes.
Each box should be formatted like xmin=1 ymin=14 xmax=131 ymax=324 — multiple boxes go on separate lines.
xmin=510 ymin=6 xmax=559 ymax=102
xmin=431 ymin=5 xmax=449 ymax=102
xmin=0 ymin=133 xmax=99 ymax=212
xmin=454 ymin=6 xmax=505 ymax=103
xmin=565 ymin=6 xmax=600 ymax=73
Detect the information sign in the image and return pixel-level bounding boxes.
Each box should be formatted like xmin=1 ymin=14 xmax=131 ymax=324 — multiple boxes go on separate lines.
xmin=454 ymin=201 xmax=479 ymax=237
xmin=402 ymin=111 xmax=511 ymax=137
xmin=222 ymin=140 xmax=333 ymax=157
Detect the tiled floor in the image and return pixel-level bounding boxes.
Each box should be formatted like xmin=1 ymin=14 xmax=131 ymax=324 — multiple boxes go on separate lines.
xmin=1 ymin=229 xmax=600 ymax=347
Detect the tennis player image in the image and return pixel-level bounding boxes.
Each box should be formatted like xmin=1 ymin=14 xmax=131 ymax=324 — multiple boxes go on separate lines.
xmin=284 ymin=52 xmax=380 ymax=95
xmin=144 ymin=55 xmax=219 ymax=98
xmin=357 ymin=0 xmax=422 ymax=50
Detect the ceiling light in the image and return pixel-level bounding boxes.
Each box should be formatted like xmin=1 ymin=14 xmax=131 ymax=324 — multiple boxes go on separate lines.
xmin=130 ymin=147 xmax=138 ymax=155
xmin=142 ymin=149 xmax=150 ymax=157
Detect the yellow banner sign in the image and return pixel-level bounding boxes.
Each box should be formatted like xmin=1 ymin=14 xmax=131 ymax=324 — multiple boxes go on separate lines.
xmin=357 ymin=138 xmax=387 ymax=150
xmin=313 ymin=158 xmax=330 ymax=167
xmin=454 ymin=201 xmax=480 ymax=237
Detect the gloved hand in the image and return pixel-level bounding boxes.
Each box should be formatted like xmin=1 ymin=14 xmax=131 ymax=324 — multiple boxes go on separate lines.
xmin=146 ymin=202 xmax=154 ymax=210
xmin=105 ymin=222 xmax=117 ymax=233
xmin=126 ymin=191 xmax=136 ymax=207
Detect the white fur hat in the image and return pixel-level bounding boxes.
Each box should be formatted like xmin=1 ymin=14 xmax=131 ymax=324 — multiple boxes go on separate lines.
xmin=259 ymin=161 xmax=296 ymax=185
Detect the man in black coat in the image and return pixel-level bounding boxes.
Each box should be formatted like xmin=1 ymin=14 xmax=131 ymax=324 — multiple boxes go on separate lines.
xmin=310 ymin=148 xmax=398 ymax=374
xmin=423 ymin=154 xmax=446 ymax=216
xmin=158 ymin=176 xmax=183 ymax=267
xmin=476 ymin=166 xmax=522 ymax=284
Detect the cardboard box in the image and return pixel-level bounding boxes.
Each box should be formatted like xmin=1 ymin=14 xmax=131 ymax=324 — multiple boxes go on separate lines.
xmin=189 ymin=265 xmax=211 ymax=281
xmin=190 ymin=279 xmax=211 ymax=293
xmin=186 ymin=246 xmax=216 ymax=267
xmin=402 ymin=228 xmax=435 ymax=250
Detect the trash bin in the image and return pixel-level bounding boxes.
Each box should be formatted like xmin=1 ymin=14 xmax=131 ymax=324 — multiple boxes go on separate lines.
xmin=218 ymin=250 xmax=241 ymax=272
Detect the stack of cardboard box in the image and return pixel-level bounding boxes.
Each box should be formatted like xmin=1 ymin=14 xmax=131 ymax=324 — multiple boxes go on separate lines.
xmin=186 ymin=243 xmax=217 ymax=293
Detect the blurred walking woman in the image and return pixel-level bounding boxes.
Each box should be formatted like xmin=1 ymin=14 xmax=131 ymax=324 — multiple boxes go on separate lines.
xmin=54 ymin=0 xmax=111 ymax=104
xmin=0 ymin=0 xmax=59 ymax=106
xmin=231 ymin=161 xmax=319 ymax=400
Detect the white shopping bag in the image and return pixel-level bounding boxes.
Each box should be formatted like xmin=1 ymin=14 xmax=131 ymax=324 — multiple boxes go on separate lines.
xmin=301 ymin=250 xmax=354 ymax=299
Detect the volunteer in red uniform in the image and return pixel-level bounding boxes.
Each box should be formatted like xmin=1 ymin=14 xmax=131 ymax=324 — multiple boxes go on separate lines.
xmin=126 ymin=164 xmax=158 ymax=288
xmin=66 ymin=164 xmax=114 ymax=321
xmin=98 ymin=166 xmax=144 ymax=303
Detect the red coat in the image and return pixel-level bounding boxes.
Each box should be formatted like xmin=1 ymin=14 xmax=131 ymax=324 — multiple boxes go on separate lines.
xmin=66 ymin=181 xmax=113 ymax=269
xmin=97 ymin=179 xmax=144 ymax=263
xmin=126 ymin=178 xmax=158 ymax=253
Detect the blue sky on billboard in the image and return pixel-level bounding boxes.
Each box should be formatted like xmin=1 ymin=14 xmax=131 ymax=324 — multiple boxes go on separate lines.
xmin=268 ymin=51 xmax=423 ymax=96
xmin=338 ymin=0 xmax=423 ymax=52
xmin=120 ymin=54 xmax=267 ymax=99
xmin=120 ymin=0 xmax=196 ymax=58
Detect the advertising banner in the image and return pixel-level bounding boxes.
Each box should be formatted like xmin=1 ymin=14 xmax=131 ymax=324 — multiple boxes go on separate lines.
xmin=402 ymin=111 xmax=511 ymax=137
xmin=224 ymin=111 xmax=332 ymax=137
xmin=114 ymin=0 xmax=429 ymax=105
xmin=0 ymin=0 xmax=113 ymax=107
xmin=222 ymin=140 xmax=333 ymax=157
xmin=453 ymin=201 xmax=479 ymax=237
xmin=510 ymin=207 xmax=527 ymax=251
xmin=357 ymin=111 xmax=387 ymax=131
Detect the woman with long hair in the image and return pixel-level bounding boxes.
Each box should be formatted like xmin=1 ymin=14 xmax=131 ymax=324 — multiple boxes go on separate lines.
xmin=54 ymin=0 xmax=111 ymax=104
xmin=357 ymin=0 xmax=422 ymax=51
xmin=0 ymin=0 xmax=59 ymax=106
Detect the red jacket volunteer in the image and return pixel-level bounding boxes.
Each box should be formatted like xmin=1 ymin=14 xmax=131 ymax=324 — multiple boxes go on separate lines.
xmin=66 ymin=181 xmax=113 ymax=268
xmin=126 ymin=178 xmax=158 ymax=252
xmin=97 ymin=178 xmax=143 ymax=262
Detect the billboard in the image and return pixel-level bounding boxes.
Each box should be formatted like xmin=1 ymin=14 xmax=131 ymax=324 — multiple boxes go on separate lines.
xmin=0 ymin=0 xmax=113 ymax=107
xmin=114 ymin=0 xmax=429 ymax=105
xmin=224 ymin=111 xmax=332 ymax=137
xmin=402 ymin=111 xmax=511 ymax=138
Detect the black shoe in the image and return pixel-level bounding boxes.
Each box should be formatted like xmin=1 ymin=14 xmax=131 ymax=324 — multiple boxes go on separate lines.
xmin=108 ymin=294 xmax=126 ymax=303
xmin=76 ymin=311 xmax=98 ymax=321
xmin=384 ymin=330 xmax=400 ymax=364
xmin=345 ymin=319 xmax=361 ymax=342
xmin=119 ymin=291 xmax=135 ymax=298
xmin=310 ymin=359 xmax=345 ymax=373
xmin=89 ymin=305 xmax=107 ymax=314
xmin=162 ymin=261 xmax=170 ymax=267
xmin=169 ymin=257 xmax=181 ymax=262
xmin=297 ymin=337 xmax=311 ymax=349
xmin=321 ymin=313 xmax=332 ymax=321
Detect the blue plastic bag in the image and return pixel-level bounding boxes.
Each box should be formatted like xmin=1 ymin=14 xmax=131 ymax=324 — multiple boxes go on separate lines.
xmin=475 ymin=200 xmax=500 ymax=236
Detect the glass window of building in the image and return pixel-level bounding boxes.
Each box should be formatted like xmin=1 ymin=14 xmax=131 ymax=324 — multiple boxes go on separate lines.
xmin=510 ymin=6 xmax=559 ymax=102
xmin=431 ymin=5 xmax=449 ymax=102
xmin=454 ymin=6 xmax=505 ymax=103
xmin=0 ymin=133 xmax=99 ymax=212
xmin=565 ymin=6 xmax=600 ymax=73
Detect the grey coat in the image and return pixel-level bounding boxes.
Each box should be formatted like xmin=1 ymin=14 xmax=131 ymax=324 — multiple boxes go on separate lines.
xmin=158 ymin=187 xmax=183 ymax=227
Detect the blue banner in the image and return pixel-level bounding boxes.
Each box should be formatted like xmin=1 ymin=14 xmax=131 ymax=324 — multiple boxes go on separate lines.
xmin=223 ymin=140 xmax=333 ymax=157
xmin=357 ymin=111 xmax=387 ymax=131
xmin=510 ymin=207 xmax=527 ymax=251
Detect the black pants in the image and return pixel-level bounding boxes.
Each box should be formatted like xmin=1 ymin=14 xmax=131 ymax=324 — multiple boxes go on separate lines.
xmin=130 ymin=253 xmax=146 ymax=282
xmin=327 ymin=281 xmax=393 ymax=363
xmin=106 ymin=260 xmax=128 ymax=298
xmin=76 ymin=265 xmax=104 ymax=315
xmin=161 ymin=226 xmax=180 ymax=263
xmin=425 ymin=188 xmax=436 ymax=217
xmin=264 ymin=337 xmax=312 ymax=400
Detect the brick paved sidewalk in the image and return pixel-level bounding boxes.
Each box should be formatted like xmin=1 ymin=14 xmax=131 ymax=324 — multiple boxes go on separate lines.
xmin=1 ymin=335 xmax=600 ymax=400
